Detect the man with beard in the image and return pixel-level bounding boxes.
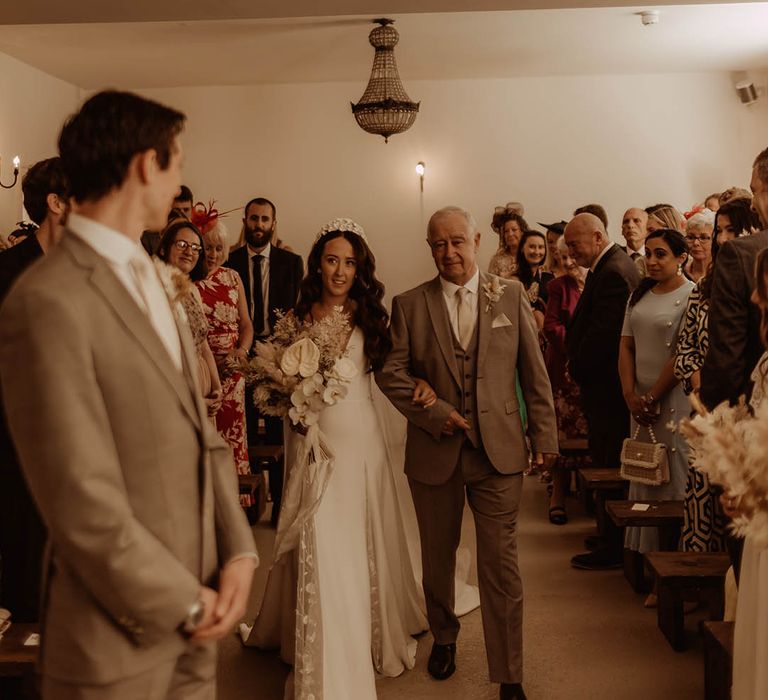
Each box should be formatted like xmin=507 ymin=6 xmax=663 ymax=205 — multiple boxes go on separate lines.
xmin=226 ymin=197 xmax=303 ymax=524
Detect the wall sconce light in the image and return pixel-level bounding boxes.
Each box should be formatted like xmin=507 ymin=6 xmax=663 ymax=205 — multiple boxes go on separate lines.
xmin=0 ymin=155 xmax=21 ymax=189
xmin=415 ymin=161 xmax=425 ymax=193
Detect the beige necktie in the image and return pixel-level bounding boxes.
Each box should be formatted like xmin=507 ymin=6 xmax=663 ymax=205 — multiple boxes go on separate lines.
xmin=129 ymin=254 xmax=182 ymax=369
xmin=455 ymin=287 xmax=474 ymax=350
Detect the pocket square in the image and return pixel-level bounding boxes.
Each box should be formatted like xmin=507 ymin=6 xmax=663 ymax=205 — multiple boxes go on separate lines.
xmin=492 ymin=313 xmax=513 ymax=328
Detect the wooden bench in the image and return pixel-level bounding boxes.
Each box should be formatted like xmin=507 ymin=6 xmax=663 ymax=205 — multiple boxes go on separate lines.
xmin=576 ymin=468 xmax=628 ymax=537
xmin=559 ymin=438 xmax=589 ymax=457
xmin=247 ymin=445 xmax=285 ymax=526
xmin=606 ymin=500 xmax=684 ymax=593
xmin=645 ymin=551 xmax=731 ymax=651
xmin=0 ymin=622 xmax=39 ymax=698
xmin=702 ymin=621 xmax=734 ymax=700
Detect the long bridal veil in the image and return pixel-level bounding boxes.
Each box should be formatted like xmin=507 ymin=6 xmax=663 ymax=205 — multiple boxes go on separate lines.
xmin=370 ymin=378 xmax=481 ymax=618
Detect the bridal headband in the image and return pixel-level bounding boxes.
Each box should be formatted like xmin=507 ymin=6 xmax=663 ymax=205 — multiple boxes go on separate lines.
xmin=314 ymin=218 xmax=368 ymax=245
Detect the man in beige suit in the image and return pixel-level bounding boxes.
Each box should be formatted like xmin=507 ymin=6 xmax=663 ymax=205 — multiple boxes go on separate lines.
xmin=0 ymin=91 xmax=256 ymax=699
xmin=376 ymin=206 xmax=558 ymax=700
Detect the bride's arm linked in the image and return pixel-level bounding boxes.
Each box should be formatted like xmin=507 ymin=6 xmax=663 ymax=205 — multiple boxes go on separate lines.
xmin=375 ymin=296 xmax=455 ymax=440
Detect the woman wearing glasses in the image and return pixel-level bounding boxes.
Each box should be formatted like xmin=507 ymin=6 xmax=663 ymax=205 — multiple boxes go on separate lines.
xmin=157 ymin=219 xmax=223 ymax=418
xmin=682 ymin=209 xmax=715 ymax=283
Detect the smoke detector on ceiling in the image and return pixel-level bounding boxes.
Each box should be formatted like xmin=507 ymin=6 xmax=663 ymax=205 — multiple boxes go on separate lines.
xmin=640 ymin=11 xmax=660 ymax=26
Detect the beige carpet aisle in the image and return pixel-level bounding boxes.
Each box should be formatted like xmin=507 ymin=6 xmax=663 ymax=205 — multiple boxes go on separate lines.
xmin=217 ymin=477 xmax=704 ymax=700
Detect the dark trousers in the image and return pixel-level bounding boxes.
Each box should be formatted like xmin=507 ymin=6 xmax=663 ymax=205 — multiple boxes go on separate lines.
xmin=0 ymin=459 xmax=45 ymax=622
xmin=244 ymin=390 xmax=284 ymax=524
xmin=409 ymin=442 xmax=524 ymax=683
xmin=581 ymin=388 xmax=630 ymax=553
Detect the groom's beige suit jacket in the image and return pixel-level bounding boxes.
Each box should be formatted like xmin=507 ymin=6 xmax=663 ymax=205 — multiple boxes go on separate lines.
xmin=377 ymin=271 xmax=558 ymax=484
xmin=0 ymin=231 xmax=255 ymax=685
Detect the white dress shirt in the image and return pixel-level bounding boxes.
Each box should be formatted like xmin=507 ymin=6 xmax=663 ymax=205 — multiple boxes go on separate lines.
xmin=247 ymin=242 xmax=271 ymax=335
xmin=68 ymin=213 xmax=182 ymax=369
xmin=439 ymin=266 xmax=480 ymax=342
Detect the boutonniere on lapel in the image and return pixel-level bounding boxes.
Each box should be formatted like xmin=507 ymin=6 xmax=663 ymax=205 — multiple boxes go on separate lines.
xmin=153 ymin=258 xmax=193 ymax=308
xmin=482 ymin=277 xmax=507 ymax=313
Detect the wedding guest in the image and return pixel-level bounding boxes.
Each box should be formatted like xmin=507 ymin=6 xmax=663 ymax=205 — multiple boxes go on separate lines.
xmin=704 ymin=193 xmax=721 ymax=212
xmin=714 ymin=197 xmax=761 ymax=243
xmin=197 ymin=225 xmax=254 ymax=509
xmin=6 ymin=225 xmax=34 ymax=247
xmin=620 ymin=207 xmax=649 ymax=277
xmin=719 ymin=186 xmax=753 ymax=206
xmin=0 ymin=157 xmax=68 ymax=624
xmin=539 ymin=221 xmax=568 ymax=277
xmin=701 ymin=146 xmax=768 ymax=580
xmin=565 ymin=213 xmax=640 ymax=569
xmin=515 ymin=230 xmax=553 ymax=330
xmin=683 ymin=209 xmax=715 ymax=283
xmin=574 ymin=203 xmax=608 ymax=231
xmin=173 ymin=184 xmax=194 ymax=219
xmin=489 ymin=211 xmax=527 ymax=279
xmin=646 ymin=203 xmax=685 ymax=233
xmin=157 ymin=219 xmax=223 ymax=417
xmin=542 ymin=237 xmax=590 ymax=525
xmin=731 ymin=246 xmax=768 ymax=700
xmin=619 ymin=230 xmax=693 ymax=589
xmin=226 ymin=197 xmax=303 ymax=522
xmin=674 ymin=264 xmax=728 ymax=553
xmin=0 ymin=89 xmax=256 ymax=699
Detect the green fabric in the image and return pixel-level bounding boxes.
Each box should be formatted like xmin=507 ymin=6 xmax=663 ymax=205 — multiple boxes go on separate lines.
xmin=515 ymin=372 xmax=528 ymax=430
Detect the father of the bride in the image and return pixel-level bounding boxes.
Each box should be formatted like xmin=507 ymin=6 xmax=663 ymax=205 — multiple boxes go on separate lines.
xmin=377 ymin=206 xmax=558 ymax=700
xmin=0 ymin=91 xmax=256 ymax=699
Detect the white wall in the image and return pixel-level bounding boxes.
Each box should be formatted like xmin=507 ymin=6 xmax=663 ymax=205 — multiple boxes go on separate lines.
xmin=0 ymin=52 xmax=80 ymax=236
xmin=137 ymin=72 xmax=768 ymax=298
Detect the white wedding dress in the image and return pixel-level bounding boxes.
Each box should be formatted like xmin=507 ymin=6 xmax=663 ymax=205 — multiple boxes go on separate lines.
xmin=242 ymin=327 xmax=480 ymax=699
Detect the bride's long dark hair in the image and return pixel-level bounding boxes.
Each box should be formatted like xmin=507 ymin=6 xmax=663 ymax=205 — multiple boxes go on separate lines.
xmin=295 ymin=230 xmax=391 ymax=371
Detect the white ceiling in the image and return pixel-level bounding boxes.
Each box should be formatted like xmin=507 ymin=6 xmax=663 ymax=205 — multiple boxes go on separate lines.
xmin=0 ymin=3 xmax=766 ymax=89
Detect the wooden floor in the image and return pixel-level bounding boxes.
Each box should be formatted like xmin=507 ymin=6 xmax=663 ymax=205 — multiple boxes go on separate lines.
xmin=218 ymin=476 xmax=705 ymax=699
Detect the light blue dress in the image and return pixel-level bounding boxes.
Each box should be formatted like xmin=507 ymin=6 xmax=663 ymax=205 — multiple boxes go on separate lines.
xmin=621 ymin=280 xmax=694 ymax=552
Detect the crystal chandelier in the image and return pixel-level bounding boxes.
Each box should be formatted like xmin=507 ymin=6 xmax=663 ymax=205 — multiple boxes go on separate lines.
xmin=351 ymin=19 xmax=419 ymax=143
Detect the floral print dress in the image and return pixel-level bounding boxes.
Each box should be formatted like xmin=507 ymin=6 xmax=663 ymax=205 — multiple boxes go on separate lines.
xmin=196 ymin=267 xmax=250 ymax=497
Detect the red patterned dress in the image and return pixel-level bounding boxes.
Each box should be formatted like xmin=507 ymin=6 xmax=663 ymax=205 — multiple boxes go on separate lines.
xmin=196 ymin=267 xmax=250 ymax=504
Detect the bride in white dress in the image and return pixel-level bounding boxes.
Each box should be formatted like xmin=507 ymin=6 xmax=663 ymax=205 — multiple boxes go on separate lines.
xmin=241 ymin=219 xmax=479 ymax=699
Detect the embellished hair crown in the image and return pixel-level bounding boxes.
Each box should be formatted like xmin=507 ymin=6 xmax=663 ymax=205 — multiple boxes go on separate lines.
xmin=314 ymin=217 xmax=368 ymax=244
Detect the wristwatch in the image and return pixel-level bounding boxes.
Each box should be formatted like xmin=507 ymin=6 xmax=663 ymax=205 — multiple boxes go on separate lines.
xmin=182 ymin=598 xmax=205 ymax=635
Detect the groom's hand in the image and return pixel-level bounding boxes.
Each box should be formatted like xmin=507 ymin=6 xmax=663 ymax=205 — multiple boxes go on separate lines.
xmin=192 ymin=557 xmax=256 ymax=641
xmin=442 ymin=410 xmax=471 ymax=436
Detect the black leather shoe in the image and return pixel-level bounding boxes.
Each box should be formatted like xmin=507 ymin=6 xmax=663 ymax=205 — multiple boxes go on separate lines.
xmin=500 ymin=682 xmax=527 ymax=700
xmin=570 ymin=548 xmax=622 ymax=570
xmin=583 ymin=534 xmax=604 ymax=551
xmin=427 ymin=642 xmax=456 ymax=680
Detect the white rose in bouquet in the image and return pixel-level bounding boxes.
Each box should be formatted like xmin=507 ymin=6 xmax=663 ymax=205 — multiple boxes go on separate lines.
xmin=329 ymin=356 xmax=358 ymax=383
xmin=280 ymin=337 xmax=321 ymax=378
xmin=323 ymin=380 xmax=347 ymax=405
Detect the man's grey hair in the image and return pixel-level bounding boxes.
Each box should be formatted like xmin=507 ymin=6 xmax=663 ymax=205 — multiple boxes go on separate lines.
xmin=427 ymin=206 xmax=478 ymax=239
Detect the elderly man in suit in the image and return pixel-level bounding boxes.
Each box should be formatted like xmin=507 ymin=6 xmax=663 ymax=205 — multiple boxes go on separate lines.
xmin=0 ymin=91 xmax=256 ymax=700
xmin=377 ymin=206 xmax=558 ymax=700
xmin=225 ymin=197 xmax=302 ymax=524
xmin=565 ymin=212 xmax=640 ymax=570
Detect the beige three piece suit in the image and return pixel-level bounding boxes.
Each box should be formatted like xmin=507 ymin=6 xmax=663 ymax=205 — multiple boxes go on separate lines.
xmin=0 ymin=231 xmax=255 ymax=698
xmin=376 ymin=270 xmax=558 ymax=683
